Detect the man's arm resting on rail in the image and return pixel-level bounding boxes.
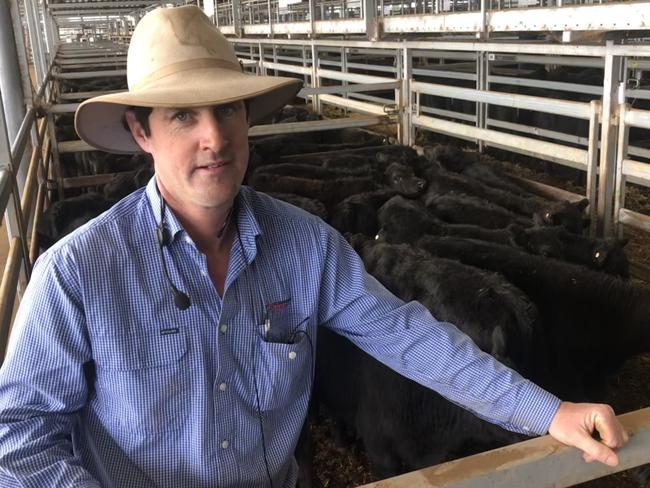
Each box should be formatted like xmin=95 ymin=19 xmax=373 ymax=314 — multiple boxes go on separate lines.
xmin=0 ymin=250 xmax=101 ymax=487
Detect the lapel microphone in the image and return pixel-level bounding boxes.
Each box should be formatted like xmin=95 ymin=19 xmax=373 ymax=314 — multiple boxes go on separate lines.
xmin=157 ymin=196 xmax=191 ymax=311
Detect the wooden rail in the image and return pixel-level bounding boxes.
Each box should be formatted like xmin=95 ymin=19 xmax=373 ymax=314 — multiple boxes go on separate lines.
xmin=359 ymin=407 xmax=650 ymax=488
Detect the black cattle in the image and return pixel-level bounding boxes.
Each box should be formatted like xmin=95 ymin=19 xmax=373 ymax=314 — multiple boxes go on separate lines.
xmin=424 ymin=145 xmax=590 ymax=233
xmin=250 ymin=173 xmax=378 ymax=210
xmin=412 ymin=235 xmax=650 ymax=399
xmin=511 ymin=225 xmax=629 ymax=278
xmin=423 ymin=144 xmax=532 ymax=197
xmin=316 ymin=237 xmax=543 ymax=478
xmin=329 ymin=189 xmax=396 ymax=235
xmin=103 ymin=164 xmax=154 ymax=202
xmin=267 ymin=192 xmax=328 ymax=220
xmin=379 ymin=196 xmax=629 ymax=277
xmin=378 ymin=196 xmax=519 ymax=245
xmin=37 ymin=193 xmax=113 ymax=249
xmin=425 ymin=193 xmax=533 ymax=229
xmin=532 ymin=198 xmax=590 ymax=234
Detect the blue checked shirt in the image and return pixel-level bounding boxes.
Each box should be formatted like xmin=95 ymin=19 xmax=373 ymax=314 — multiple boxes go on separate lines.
xmin=0 ymin=178 xmax=560 ymax=487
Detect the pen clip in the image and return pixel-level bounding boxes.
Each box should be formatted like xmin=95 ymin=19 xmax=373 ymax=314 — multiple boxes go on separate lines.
xmin=263 ymin=318 xmax=271 ymax=338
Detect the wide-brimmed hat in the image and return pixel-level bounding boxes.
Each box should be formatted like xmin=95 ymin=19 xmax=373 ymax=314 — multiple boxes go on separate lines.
xmin=75 ymin=5 xmax=303 ymax=154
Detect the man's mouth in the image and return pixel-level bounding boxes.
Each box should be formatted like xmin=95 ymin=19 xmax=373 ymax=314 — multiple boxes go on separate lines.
xmin=197 ymin=160 xmax=230 ymax=170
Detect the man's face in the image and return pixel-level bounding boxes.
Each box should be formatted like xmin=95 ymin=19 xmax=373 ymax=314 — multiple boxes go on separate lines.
xmin=128 ymin=102 xmax=249 ymax=213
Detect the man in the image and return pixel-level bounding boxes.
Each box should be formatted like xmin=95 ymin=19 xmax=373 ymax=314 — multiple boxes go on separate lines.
xmin=0 ymin=5 xmax=628 ymax=488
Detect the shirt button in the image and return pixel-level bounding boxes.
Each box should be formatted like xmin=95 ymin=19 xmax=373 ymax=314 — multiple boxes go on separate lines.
xmin=221 ymin=440 xmax=230 ymax=449
xmin=220 ymin=324 xmax=228 ymax=334
xmin=219 ymin=382 xmax=228 ymax=391
xmin=288 ymin=351 xmax=297 ymax=360
xmin=523 ymin=426 xmax=530 ymax=432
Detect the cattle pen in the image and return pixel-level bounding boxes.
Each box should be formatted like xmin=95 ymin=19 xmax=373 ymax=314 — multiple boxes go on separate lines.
xmin=2 ymin=0 xmax=650 ymax=487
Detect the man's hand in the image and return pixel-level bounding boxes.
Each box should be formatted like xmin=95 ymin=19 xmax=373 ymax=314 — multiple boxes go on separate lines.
xmin=548 ymin=401 xmax=629 ymax=467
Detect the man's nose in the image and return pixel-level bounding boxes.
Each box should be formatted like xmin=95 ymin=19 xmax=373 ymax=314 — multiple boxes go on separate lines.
xmin=199 ymin=113 xmax=228 ymax=151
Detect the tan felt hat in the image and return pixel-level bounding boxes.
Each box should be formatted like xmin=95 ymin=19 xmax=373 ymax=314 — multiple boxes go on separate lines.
xmin=74 ymin=5 xmax=303 ymax=154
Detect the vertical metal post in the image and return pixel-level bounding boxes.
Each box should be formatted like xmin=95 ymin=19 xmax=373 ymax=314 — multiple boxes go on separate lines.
xmin=479 ymin=0 xmax=487 ymax=34
xmin=267 ymin=0 xmax=273 ymax=36
xmin=364 ymin=0 xmax=378 ymax=40
xmin=41 ymin=8 xmax=53 ymax=65
xmin=308 ymin=0 xmax=316 ymax=33
xmin=597 ymin=42 xmax=623 ymax=237
xmin=23 ymin=0 xmax=47 ymax=88
xmin=232 ymin=0 xmax=242 ymax=37
xmin=272 ymin=45 xmax=278 ymax=76
xmin=586 ymin=100 xmax=601 ymax=238
xmin=258 ymin=43 xmax=265 ymax=75
xmin=311 ymin=43 xmax=320 ymax=113
xmin=0 ymin=0 xmax=31 ymax=196
xmin=400 ymin=47 xmax=413 ymax=146
xmin=341 ymin=47 xmax=348 ymax=115
xmin=8 ymin=0 xmax=33 ymax=108
xmin=476 ymin=51 xmax=488 ymax=151
xmin=0 ymin=88 xmax=31 ymax=284
xmin=613 ymin=103 xmax=629 ymax=238
xmin=302 ymin=45 xmax=309 ymax=86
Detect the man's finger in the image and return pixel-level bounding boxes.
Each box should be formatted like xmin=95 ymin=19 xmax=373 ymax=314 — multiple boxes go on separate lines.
xmin=575 ymin=436 xmax=619 ymax=467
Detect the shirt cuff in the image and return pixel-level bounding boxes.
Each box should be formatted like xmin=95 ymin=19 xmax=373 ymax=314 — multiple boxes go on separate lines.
xmin=510 ymin=380 xmax=562 ymax=436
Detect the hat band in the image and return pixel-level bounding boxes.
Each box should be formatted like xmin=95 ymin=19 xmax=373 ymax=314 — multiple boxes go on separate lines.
xmin=131 ymin=57 xmax=242 ymax=91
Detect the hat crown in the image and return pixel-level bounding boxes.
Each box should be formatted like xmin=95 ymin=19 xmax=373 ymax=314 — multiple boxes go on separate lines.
xmin=127 ymin=5 xmax=238 ymax=91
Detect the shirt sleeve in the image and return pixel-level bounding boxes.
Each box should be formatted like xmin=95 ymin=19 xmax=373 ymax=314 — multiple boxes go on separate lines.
xmin=316 ymin=227 xmax=561 ymax=436
xmin=0 ymin=248 xmax=101 ymax=487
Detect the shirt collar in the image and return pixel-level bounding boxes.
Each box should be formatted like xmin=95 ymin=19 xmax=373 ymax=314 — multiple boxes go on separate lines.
xmin=145 ymin=177 xmax=262 ymax=253
xmin=233 ymin=187 xmax=262 ymax=264
xmin=145 ymin=176 xmax=185 ymax=242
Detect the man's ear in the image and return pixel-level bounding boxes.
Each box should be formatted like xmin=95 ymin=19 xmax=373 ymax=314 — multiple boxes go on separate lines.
xmin=124 ymin=109 xmax=152 ymax=153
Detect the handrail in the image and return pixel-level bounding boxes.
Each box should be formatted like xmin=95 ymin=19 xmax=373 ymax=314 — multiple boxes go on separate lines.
xmin=359 ymin=407 xmax=650 ymax=488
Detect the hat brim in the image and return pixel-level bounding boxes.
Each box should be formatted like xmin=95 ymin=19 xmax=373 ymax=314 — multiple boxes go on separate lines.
xmin=75 ymin=67 xmax=303 ymax=154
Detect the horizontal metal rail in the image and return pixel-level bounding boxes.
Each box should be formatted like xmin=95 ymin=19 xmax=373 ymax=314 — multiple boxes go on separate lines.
xmin=56 ymin=56 xmax=127 ymax=65
xmin=412 ymin=81 xmax=592 ymax=119
xmin=621 ymin=158 xmax=650 ymax=186
xmin=359 ymin=407 xmax=650 ymax=488
xmin=58 ymin=89 xmax=122 ymax=101
xmin=623 ymin=107 xmax=650 ymax=129
xmin=48 ymin=103 xmax=80 ymax=114
xmin=318 ymin=94 xmax=394 ymax=116
xmin=235 ymin=38 xmax=650 ymax=59
xmin=487 ymin=75 xmax=602 ymax=97
xmin=53 ymin=70 xmax=127 ymax=79
xmin=412 ymin=114 xmax=587 ymax=169
xmin=486 ymin=118 xmax=589 ymax=147
xmin=260 ymin=61 xmax=311 ymax=75
xmin=318 ymin=68 xmax=397 ymax=85
xmin=619 ymin=208 xmax=650 ymax=233
xmin=299 ymin=82 xmax=400 ymax=96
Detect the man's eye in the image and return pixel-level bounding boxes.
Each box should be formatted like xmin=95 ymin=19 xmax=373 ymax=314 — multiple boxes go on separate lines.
xmin=174 ymin=112 xmax=189 ymax=122
xmin=218 ymin=105 xmax=237 ymax=117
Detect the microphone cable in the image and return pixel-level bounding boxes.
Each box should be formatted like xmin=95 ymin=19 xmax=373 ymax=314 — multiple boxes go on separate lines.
xmin=156 ymin=195 xmax=191 ymax=311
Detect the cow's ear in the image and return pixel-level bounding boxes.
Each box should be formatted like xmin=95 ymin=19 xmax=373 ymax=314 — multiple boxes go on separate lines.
xmin=575 ymin=198 xmax=589 ymax=212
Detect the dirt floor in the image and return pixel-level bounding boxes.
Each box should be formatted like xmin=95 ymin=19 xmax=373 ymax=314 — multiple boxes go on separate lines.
xmin=309 ymin=121 xmax=650 ymax=488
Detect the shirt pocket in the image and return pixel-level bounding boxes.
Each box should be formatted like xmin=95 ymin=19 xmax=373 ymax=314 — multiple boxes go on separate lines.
xmin=92 ymin=329 xmax=190 ymax=436
xmin=255 ymin=332 xmax=312 ymax=412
